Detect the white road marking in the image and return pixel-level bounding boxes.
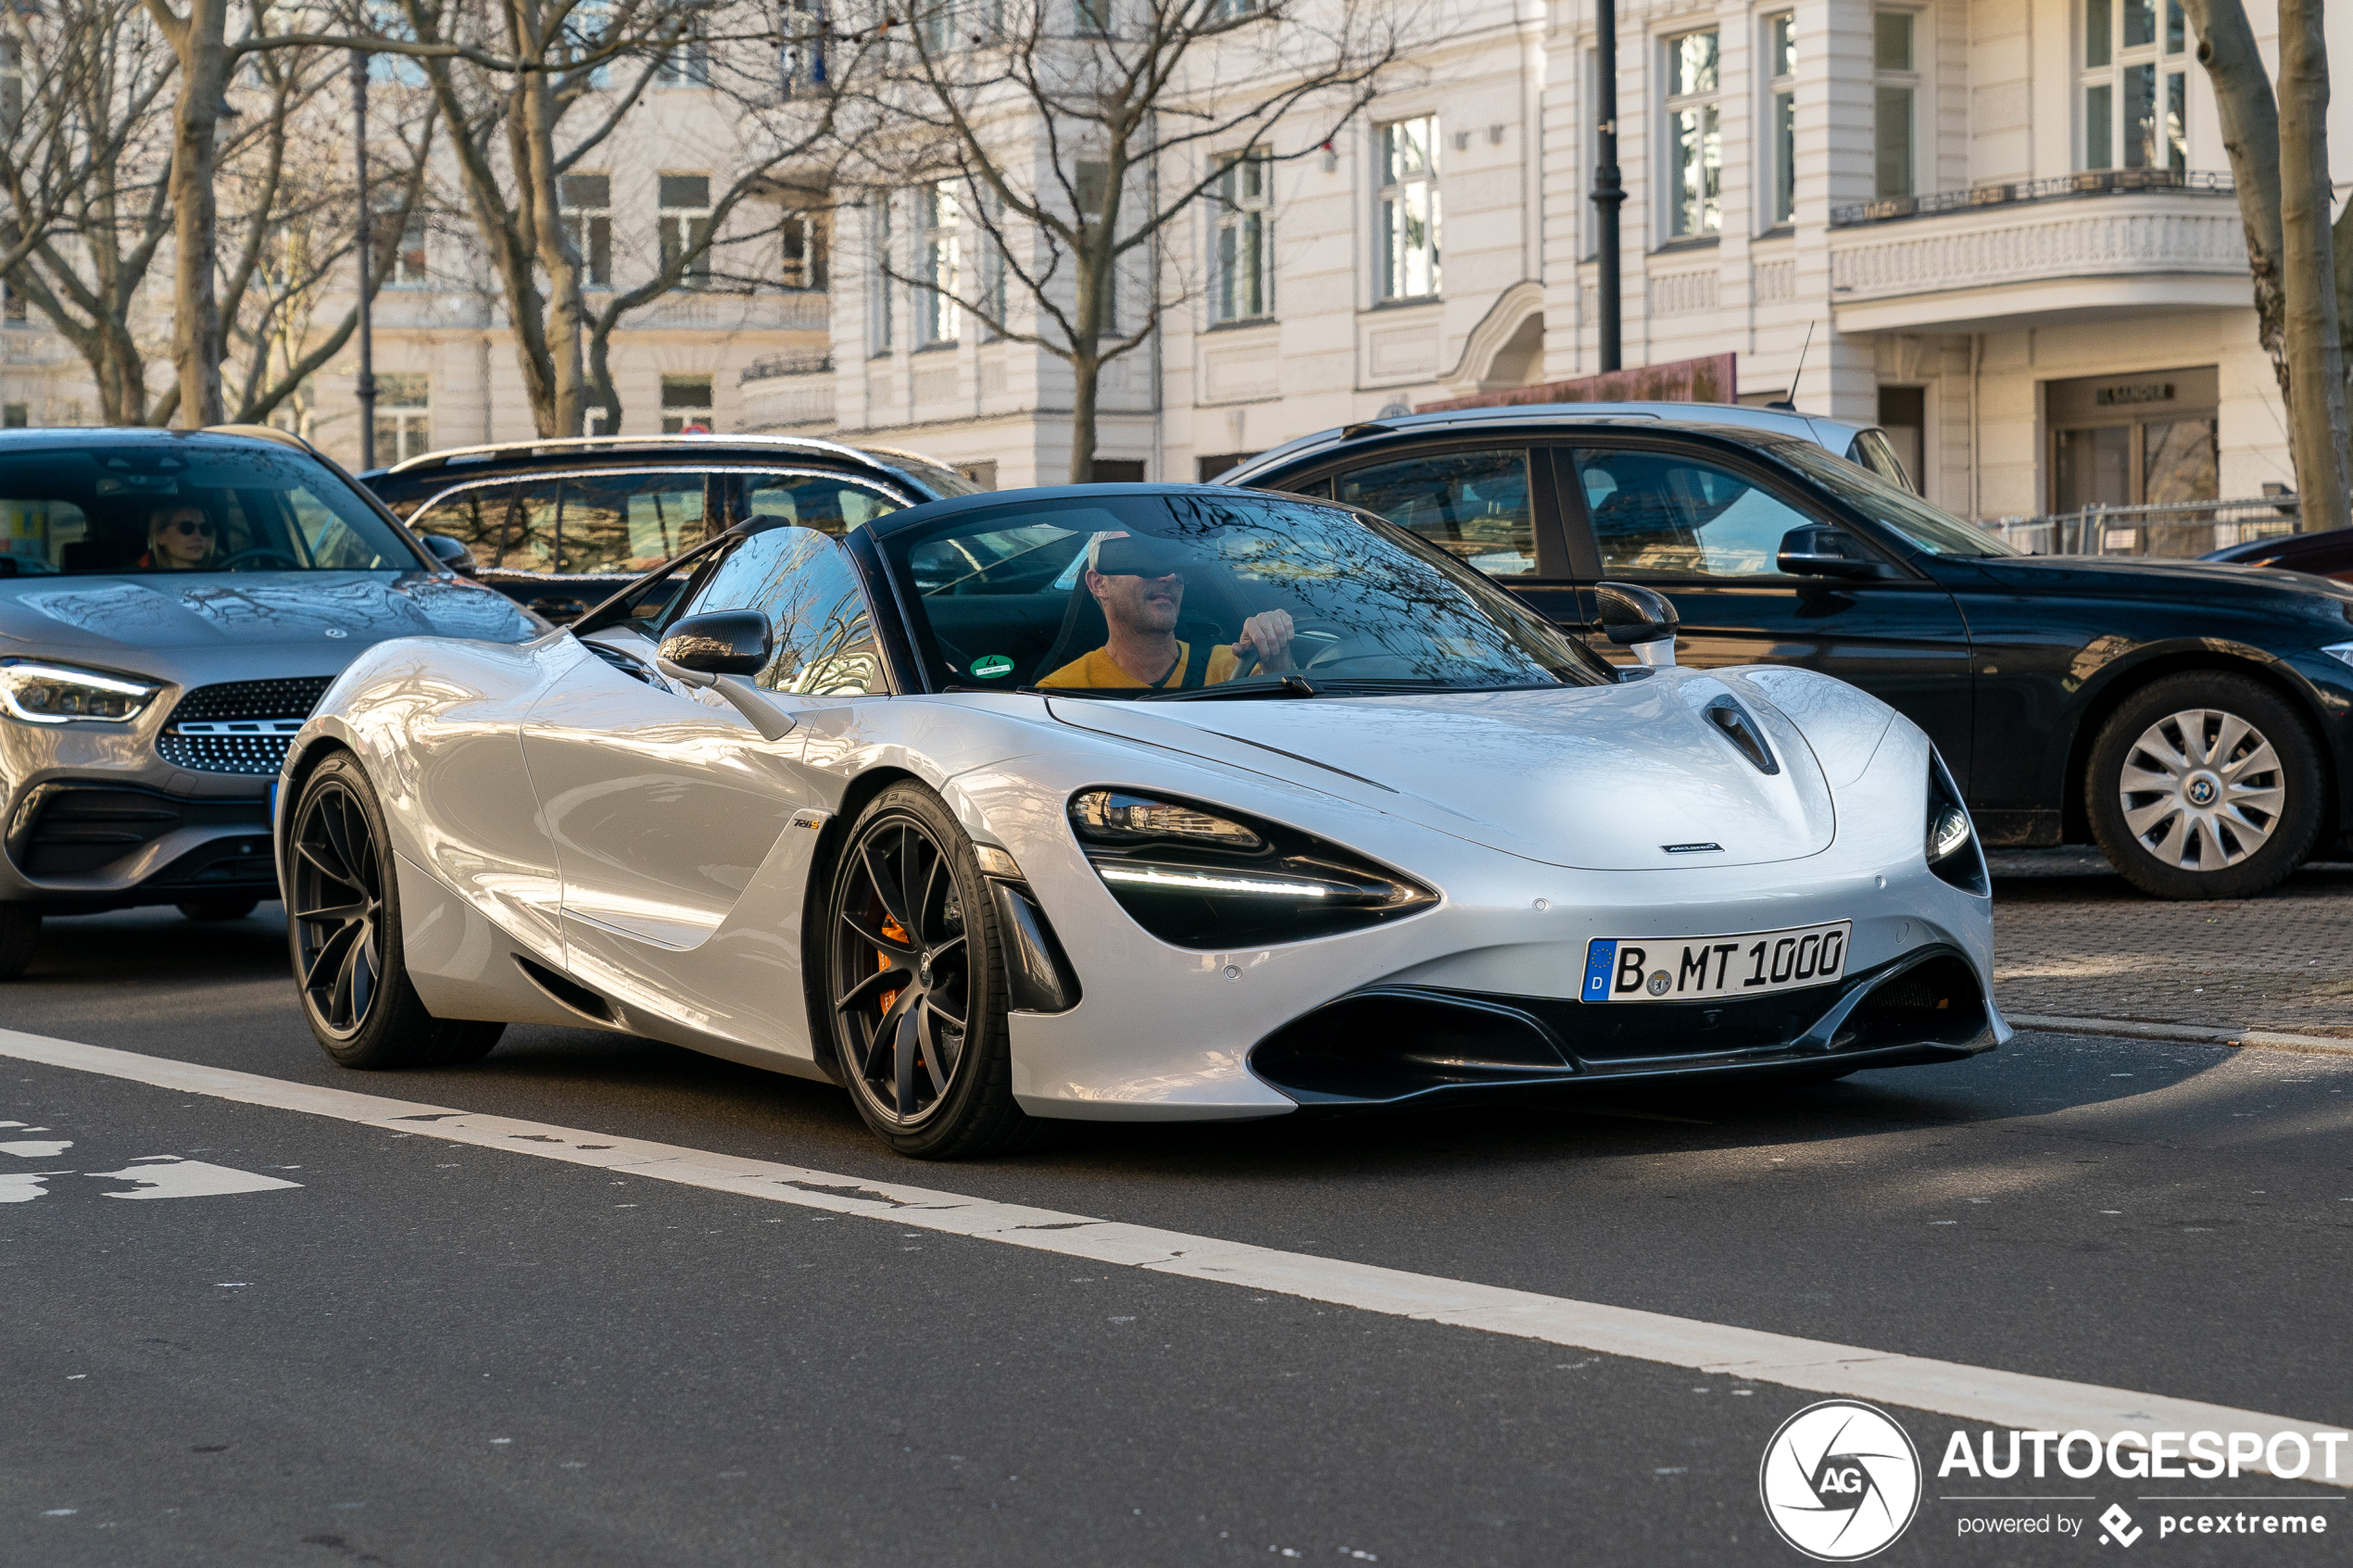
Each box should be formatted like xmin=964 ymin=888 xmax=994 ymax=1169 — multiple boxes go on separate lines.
xmin=0 ymin=1172 xmax=68 ymax=1202
xmin=1 ymin=1140 xmax=72 ymax=1158
xmin=1 ymin=1025 xmax=2345 ymax=1480
xmin=83 ymin=1158 xmax=302 ymax=1200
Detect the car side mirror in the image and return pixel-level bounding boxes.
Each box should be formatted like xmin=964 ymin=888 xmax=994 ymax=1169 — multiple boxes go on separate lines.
xmin=657 ymin=609 xmax=774 ymax=676
xmin=422 ymin=534 xmax=477 ymax=576
xmin=652 ymin=610 xmax=795 ymax=741
xmin=1777 ymin=526 xmax=1887 ymax=580
xmin=1594 ymin=581 xmax=1680 ymax=669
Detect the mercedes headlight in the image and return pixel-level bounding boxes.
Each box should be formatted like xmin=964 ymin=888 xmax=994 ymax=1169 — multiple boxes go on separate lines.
xmin=1068 ymin=788 xmax=1436 ymax=948
xmin=1924 ymin=753 xmax=1986 ymax=895
xmin=0 ymin=660 xmax=162 ymax=724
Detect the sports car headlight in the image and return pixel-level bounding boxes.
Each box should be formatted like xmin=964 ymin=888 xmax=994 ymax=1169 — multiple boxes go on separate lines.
xmin=1924 ymin=753 xmax=1987 ymax=895
xmin=0 ymin=659 xmax=162 ymax=724
xmin=1068 ymin=788 xmax=1436 ymax=948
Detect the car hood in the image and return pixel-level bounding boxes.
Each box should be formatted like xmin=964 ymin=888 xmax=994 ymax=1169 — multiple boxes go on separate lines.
xmin=0 ymin=571 xmax=540 ymax=657
xmin=1968 ymin=551 xmax=2353 ymax=611
xmin=1045 ymin=673 xmax=1837 ymax=871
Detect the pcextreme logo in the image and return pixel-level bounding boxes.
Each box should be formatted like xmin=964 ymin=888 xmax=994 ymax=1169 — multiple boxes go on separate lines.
xmin=1759 ymin=1400 xmax=1924 ymax=1561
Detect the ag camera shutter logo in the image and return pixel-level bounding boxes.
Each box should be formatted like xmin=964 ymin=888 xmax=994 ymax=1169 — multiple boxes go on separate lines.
xmin=1759 ymin=1400 xmax=1922 ymax=1561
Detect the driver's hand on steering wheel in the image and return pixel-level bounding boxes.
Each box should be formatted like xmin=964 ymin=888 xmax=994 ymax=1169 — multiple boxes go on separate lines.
xmin=1233 ymin=608 xmax=1296 ymax=672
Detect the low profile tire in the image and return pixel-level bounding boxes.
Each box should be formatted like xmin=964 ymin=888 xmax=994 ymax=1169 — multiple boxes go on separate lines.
xmin=177 ymin=899 xmax=258 ymax=922
xmin=823 ymin=782 xmax=1047 ymax=1160
xmin=287 ymin=750 xmax=503 ymax=1069
xmin=2086 ymin=672 xmax=2323 ymax=900
xmin=0 ymin=906 xmax=38 ymax=981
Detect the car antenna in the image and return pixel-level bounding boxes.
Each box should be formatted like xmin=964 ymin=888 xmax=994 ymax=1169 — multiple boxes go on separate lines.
xmin=1768 ymin=322 xmax=1813 ymax=413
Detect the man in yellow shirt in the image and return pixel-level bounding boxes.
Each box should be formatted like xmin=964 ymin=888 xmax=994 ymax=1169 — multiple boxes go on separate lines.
xmin=1038 ymin=532 xmax=1296 ymax=691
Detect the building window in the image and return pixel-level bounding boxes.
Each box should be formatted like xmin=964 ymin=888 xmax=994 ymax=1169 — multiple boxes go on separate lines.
xmin=661 ymin=375 xmax=713 ymax=433
xmin=2 ymin=404 xmax=26 ymax=429
xmin=0 ymin=42 xmax=22 ymax=131
xmin=780 ymin=207 xmax=825 ymax=290
xmin=653 ymin=22 xmax=711 ymax=87
xmin=1076 ymin=0 xmax=1112 ymax=35
xmin=560 ymin=173 xmax=613 ymax=288
xmin=1874 ymin=11 xmax=1917 ymax=198
xmin=659 ymin=174 xmax=713 ymax=289
xmin=373 ymin=373 xmax=431 ymax=463
xmin=1376 ymin=115 xmax=1441 ymax=300
xmin=2081 ymin=0 xmax=2186 ymax=170
xmin=1210 ymin=147 xmax=1271 ymax=322
xmin=3 ymin=282 xmax=24 ymax=323
xmin=1663 ymin=30 xmax=1720 ymax=238
xmin=1768 ymin=14 xmax=1796 ymax=226
xmin=919 ymin=182 xmax=963 ymax=345
xmin=395 ymin=222 xmax=429 ymax=286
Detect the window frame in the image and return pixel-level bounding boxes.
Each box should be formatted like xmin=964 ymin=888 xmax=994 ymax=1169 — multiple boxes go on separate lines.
xmin=1209 ymin=146 xmax=1273 ymax=324
xmin=2078 ymin=0 xmax=2188 ymax=171
xmin=918 ymin=182 xmax=963 ymax=346
xmin=1873 ymin=8 xmax=1919 ymax=200
xmin=1766 ymin=13 xmax=1796 ymax=229
xmin=1374 ymin=115 xmax=1441 ymax=302
xmin=1661 ymin=28 xmax=1722 ymax=241
xmin=560 ymin=172 xmax=615 ymax=289
xmin=373 ymin=372 xmax=433 ymax=466
xmin=658 ymin=172 xmax=714 ymax=290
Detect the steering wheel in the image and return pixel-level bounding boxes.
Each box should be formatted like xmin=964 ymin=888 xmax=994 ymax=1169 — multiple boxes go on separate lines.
xmin=1240 ymin=616 xmax=1373 ymax=674
xmin=216 ymin=547 xmax=303 ymax=571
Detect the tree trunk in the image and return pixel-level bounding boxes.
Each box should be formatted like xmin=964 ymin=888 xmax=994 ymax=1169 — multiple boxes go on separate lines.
xmin=161 ymin=0 xmax=229 ymax=426
xmin=2276 ymin=0 xmax=2351 ymax=533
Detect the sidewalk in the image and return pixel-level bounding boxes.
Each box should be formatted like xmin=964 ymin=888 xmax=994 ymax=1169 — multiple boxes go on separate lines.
xmin=1990 ymin=851 xmax=2353 ymax=1038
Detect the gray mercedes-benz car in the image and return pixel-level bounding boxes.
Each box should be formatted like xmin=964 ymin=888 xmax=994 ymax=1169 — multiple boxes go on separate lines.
xmin=0 ymin=425 xmax=540 ymax=978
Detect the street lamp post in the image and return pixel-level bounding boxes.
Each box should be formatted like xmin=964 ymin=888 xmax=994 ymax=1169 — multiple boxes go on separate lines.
xmin=1591 ymin=0 xmax=1623 ymax=373
xmin=352 ymin=49 xmax=376 ymax=469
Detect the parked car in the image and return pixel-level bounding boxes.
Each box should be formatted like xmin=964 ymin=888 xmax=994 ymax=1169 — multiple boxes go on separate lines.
xmin=280 ymin=483 xmax=1996 ymax=1157
xmin=1222 ymin=418 xmax=2353 ymax=899
xmin=362 ymin=435 xmax=978 ymax=624
xmin=1216 ymin=401 xmax=1920 ymax=495
xmin=0 ymin=425 xmax=542 ymax=979
xmin=2203 ymin=523 xmax=2353 ymax=583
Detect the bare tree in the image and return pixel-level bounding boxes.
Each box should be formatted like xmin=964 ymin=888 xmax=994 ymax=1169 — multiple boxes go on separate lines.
xmin=843 ymin=0 xmax=1403 ymax=481
xmin=341 ymin=0 xmax=859 ymax=437
xmin=2182 ymin=0 xmax=2349 ymax=533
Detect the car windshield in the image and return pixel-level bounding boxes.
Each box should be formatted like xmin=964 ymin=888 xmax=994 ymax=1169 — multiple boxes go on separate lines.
xmin=882 ymin=491 xmax=1612 ymax=696
xmin=1770 ymin=440 xmax=2018 ymax=558
xmin=857 ymin=447 xmax=982 ymax=499
xmin=0 ymin=443 xmax=417 ymax=576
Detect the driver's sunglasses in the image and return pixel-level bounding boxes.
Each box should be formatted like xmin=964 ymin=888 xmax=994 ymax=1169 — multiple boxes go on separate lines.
xmin=167 ymin=519 xmax=215 ymax=538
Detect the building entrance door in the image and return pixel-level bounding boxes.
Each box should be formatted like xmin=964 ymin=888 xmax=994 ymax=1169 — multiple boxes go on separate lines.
xmin=2047 ymin=367 xmax=2219 ymax=542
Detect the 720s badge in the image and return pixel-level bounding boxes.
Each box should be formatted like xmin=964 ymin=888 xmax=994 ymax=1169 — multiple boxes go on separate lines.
xmin=1582 ymin=922 xmax=1852 ymax=1003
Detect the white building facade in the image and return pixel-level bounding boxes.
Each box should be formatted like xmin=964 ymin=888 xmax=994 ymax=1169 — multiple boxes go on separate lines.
xmin=820 ymin=0 xmax=2353 ymax=521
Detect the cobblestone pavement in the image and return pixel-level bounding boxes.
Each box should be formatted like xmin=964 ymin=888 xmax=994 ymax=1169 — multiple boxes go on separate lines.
xmin=1991 ymin=849 xmax=2353 ymax=1035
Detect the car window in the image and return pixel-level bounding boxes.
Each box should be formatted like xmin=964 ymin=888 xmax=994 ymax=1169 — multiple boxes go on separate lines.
xmin=741 ymin=472 xmax=902 ymax=533
xmin=1846 ymin=429 xmax=1916 ymax=493
xmin=676 ymin=526 xmax=886 ymax=696
xmin=1769 ymin=439 xmax=2018 ymax=558
xmin=0 ymin=443 xmax=416 ymax=575
xmin=1335 ymin=448 xmax=1538 ymax=577
xmin=409 ymin=483 xmax=519 ymax=567
xmin=559 ymin=471 xmax=709 ymax=573
xmin=1571 ymin=447 xmax=1818 ymax=579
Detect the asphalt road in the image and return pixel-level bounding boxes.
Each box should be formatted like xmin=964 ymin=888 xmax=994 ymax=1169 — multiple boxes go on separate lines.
xmin=6 ymin=898 xmax=2351 ymax=1566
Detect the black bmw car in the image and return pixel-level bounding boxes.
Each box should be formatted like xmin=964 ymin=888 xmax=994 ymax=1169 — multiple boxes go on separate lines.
xmin=364 ymin=434 xmax=977 ymax=624
xmin=1221 ymin=415 xmax=2353 ymax=899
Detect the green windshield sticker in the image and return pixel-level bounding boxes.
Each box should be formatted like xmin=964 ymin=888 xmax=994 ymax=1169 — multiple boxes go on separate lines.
xmin=970 ymin=655 xmax=1015 ymax=680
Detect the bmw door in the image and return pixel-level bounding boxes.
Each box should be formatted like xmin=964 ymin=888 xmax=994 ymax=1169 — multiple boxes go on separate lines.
xmin=1554 ymin=437 xmax=1977 ymax=785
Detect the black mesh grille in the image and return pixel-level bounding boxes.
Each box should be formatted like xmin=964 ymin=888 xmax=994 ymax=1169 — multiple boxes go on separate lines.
xmin=168 ymin=676 xmax=337 ymax=725
xmin=157 ymin=675 xmax=336 ymax=775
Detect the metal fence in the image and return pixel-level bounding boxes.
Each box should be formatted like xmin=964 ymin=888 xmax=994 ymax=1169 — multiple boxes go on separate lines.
xmin=1980 ymin=496 xmax=2302 ymax=558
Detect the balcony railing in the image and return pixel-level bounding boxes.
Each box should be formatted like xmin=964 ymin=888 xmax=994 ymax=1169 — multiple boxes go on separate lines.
xmin=1981 ymin=495 xmax=2299 ymax=558
xmin=1832 ymin=168 xmax=2233 ymax=228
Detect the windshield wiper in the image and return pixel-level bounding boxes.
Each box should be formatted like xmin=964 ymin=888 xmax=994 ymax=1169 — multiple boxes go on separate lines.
xmin=1140 ymin=674 xmax=1321 ymax=701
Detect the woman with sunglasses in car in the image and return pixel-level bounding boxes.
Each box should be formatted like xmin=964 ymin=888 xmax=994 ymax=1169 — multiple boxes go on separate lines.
xmin=140 ymin=502 xmax=220 ymax=571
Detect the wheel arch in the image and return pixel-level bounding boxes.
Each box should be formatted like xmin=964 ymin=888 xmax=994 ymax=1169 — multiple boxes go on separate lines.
xmin=796 ymin=764 xmax=925 ymax=1085
xmin=272 ymin=732 xmax=358 ymax=894
xmin=2059 ymin=647 xmax=2338 ymax=845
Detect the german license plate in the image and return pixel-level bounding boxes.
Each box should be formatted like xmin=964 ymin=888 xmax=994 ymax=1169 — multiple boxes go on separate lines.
xmin=1581 ymin=922 xmax=1852 ymax=1003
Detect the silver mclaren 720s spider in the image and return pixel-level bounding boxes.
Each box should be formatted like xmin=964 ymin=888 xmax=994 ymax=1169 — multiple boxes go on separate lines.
xmin=276 ymin=483 xmax=2005 ymax=1158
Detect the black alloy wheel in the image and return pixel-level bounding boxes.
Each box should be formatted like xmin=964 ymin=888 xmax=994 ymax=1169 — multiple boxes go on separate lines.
xmin=2086 ymin=671 xmax=2323 ymax=900
xmin=824 ymin=783 xmax=1041 ymax=1159
xmin=286 ymin=750 xmax=503 ymax=1069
